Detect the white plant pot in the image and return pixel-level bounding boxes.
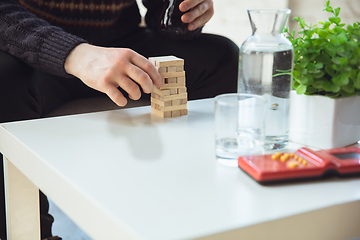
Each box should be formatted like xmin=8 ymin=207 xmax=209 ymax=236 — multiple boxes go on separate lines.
xmin=289 ymin=90 xmax=360 ymax=149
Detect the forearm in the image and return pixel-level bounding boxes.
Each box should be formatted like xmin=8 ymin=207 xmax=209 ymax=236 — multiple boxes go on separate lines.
xmin=0 ymin=0 xmax=86 ymax=78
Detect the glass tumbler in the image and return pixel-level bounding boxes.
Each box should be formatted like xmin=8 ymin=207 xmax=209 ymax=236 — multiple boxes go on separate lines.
xmin=159 ymin=0 xmax=189 ymax=35
xmin=215 ymin=93 xmax=267 ymax=167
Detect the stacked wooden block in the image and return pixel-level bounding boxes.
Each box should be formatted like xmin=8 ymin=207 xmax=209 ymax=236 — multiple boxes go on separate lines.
xmin=149 ymin=56 xmax=188 ymax=118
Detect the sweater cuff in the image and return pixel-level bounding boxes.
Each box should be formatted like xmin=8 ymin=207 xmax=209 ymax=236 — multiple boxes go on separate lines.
xmin=39 ymin=30 xmax=87 ymax=78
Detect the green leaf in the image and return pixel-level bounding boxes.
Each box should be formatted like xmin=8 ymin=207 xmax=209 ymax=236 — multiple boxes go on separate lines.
xmin=354 ymin=79 xmax=360 ymax=89
xmin=318 ymin=29 xmax=329 ymax=38
xmin=305 ymin=86 xmax=318 ymax=94
xmin=325 ymin=65 xmax=336 ymax=77
xmin=325 ymin=0 xmax=330 ymax=6
xmin=298 ymin=59 xmax=309 ymax=68
xmin=331 ymin=84 xmax=341 ymax=92
xmin=325 ymin=92 xmax=340 ymax=98
xmin=339 ymin=90 xmax=354 ymax=97
xmin=339 ymin=72 xmax=350 ymax=85
xmin=337 ymin=32 xmax=348 ymax=44
xmin=293 ymin=70 xmax=301 ymax=79
xmin=349 ymin=69 xmax=357 ymax=80
xmin=323 ymin=21 xmax=331 ymax=29
xmin=323 ymin=82 xmax=333 ymax=92
xmin=316 ymin=53 xmax=332 ymax=65
xmin=349 ymin=58 xmax=358 ymax=65
xmin=332 ymin=57 xmax=341 ymax=65
xmin=334 ymin=7 xmax=341 ymax=16
xmin=324 ymin=43 xmax=337 ymax=57
xmin=313 ymin=70 xmax=325 ymax=79
xmin=313 ymin=79 xmax=325 ymax=89
xmin=298 ymin=75 xmax=309 ymax=85
xmin=306 ymin=62 xmax=317 ymax=72
xmin=293 ymin=80 xmax=300 ymax=89
xmin=326 ymin=6 xmax=334 ymax=13
xmin=315 ymin=62 xmax=324 ymax=69
xmin=329 ymin=16 xmax=341 ymax=25
xmin=341 ymin=58 xmax=348 ymax=66
xmin=296 ymin=84 xmax=307 ymax=94
xmin=342 ymin=83 xmax=355 ymax=93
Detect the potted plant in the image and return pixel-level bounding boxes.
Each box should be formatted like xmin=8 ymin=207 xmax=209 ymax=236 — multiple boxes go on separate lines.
xmin=285 ymin=0 xmax=360 ymax=149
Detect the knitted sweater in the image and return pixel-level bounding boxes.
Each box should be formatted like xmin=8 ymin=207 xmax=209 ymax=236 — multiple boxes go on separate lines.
xmin=0 ymin=0 xmax=199 ymax=78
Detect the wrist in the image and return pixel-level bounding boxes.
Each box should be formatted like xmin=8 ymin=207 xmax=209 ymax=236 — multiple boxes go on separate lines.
xmin=64 ymin=43 xmax=91 ymax=76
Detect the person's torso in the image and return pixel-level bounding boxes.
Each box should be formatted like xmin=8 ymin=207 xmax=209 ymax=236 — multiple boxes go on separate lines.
xmin=19 ymin=0 xmax=141 ymax=44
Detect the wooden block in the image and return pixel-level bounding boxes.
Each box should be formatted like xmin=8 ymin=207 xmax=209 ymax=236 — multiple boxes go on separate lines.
xmin=167 ymin=66 xmax=177 ymax=72
xmin=178 ymin=87 xmax=187 ymax=94
xmin=160 ymin=71 xmax=185 ymax=78
xmin=160 ymin=82 xmax=186 ymax=89
xmin=179 ymin=98 xmax=187 ymax=105
xmin=170 ymin=89 xmax=177 ymax=95
xmin=151 ymin=97 xmax=165 ymax=106
xmin=149 ymin=56 xmax=184 ymax=67
xmin=162 ymin=89 xmax=171 ymax=96
xmin=151 ymin=102 xmax=164 ymax=111
xmin=151 ymin=102 xmax=156 ymax=109
xmin=180 ymin=109 xmax=188 ymax=116
xmin=168 ymin=77 xmax=177 ymax=83
xmin=164 ymin=111 xmax=172 ymax=118
xmin=152 ymin=87 xmax=171 ymax=98
xmin=172 ymin=99 xmax=181 ymax=106
xmin=151 ymin=92 xmax=159 ymax=99
xmin=177 ymin=76 xmax=185 ymax=84
xmin=158 ymin=67 xmax=167 ymax=73
xmin=171 ymin=110 xmax=181 ymax=117
xmin=152 ymin=92 xmax=187 ymax=101
xmin=151 ymin=100 xmax=187 ymax=112
xmin=176 ymin=65 xmax=183 ymax=72
xmin=157 ymin=105 xmax=164 ymax=111
xmin=151 ymin=108 xmax=172 ymax=118
xmin=163 ymin=104 xmax=187 ymax=112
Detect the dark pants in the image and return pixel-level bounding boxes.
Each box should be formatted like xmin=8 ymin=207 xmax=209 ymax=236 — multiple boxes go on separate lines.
xmin=0 ymin=27 xmax=239 ymax=239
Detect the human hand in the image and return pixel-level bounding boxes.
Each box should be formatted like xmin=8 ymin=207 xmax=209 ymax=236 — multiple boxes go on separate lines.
xmin=179 ymin=0 xmax=214 ymax=31
xmin=64 ymin=43 xmax=163 ymax=106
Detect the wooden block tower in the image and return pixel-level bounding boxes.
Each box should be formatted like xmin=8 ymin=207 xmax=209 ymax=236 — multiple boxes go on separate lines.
xmin=149 ymin=56 xmax=188 ymax=118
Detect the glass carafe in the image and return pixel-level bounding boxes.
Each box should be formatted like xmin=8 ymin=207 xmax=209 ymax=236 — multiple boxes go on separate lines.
xmin=238 ymin=9 xmax=293 ymax=150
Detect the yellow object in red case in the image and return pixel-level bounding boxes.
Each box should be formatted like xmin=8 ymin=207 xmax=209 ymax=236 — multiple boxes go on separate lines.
xmin=238 ymin=146 xmax=360 ymax=184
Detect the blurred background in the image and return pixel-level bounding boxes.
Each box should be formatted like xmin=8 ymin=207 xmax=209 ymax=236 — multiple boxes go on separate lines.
xmin=138 ymin=0 xmax=360 ymax=47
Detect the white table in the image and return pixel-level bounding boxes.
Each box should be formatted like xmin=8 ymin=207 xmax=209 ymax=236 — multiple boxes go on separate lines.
xmin=1 ymin=99 xmax=360 ymax=240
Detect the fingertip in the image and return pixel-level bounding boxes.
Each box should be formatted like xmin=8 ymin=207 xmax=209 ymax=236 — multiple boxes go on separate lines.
xmin=129 ymin=94 xmax=141 ymax=101
xmin=116 ymin=98 xmax=128 ymax=107
xmin=107 ymin=87 xmax=128 ymax=106
xmin=181 ymin=14 xmax=189 ymax=23
xmin=129 ymin=89 xmax=142 ymax=100
xmin=179 ymin=1 xmax=187 ymax=12
xmin=155 ymin=77 xmax=163 ymax=88
xmin=188 ymin=23 xmax=196 ymax=31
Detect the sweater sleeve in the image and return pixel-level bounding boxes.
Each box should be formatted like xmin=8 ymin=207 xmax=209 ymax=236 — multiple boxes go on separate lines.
xmin=0 ymin=0 xmax=87 ymax=78
xmin=142 ymin=0 xmax=202 ymax=40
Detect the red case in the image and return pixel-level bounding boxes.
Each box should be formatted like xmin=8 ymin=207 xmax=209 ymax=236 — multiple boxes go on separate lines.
xmin=238 ymin=146 xmax=360 ymax=184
